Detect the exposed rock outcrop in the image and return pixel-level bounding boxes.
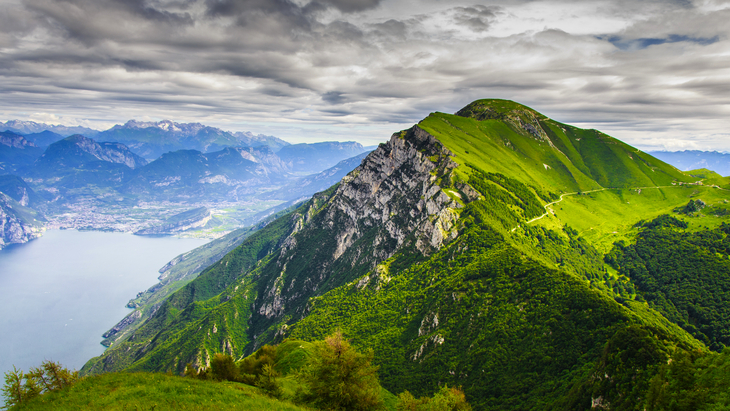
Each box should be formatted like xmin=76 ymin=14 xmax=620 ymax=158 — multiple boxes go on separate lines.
xmin=0 ymin=194 xmax=43 ymax=249
xmin=253 ymin=125 xmax=464 ymax=324
xmin=0 ymin=131 xmax=37 ymax=149
xmin=102 ymin=310 xmax=142 ymax=344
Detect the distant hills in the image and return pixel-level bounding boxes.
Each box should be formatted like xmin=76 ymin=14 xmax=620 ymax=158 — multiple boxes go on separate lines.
xmin=0 ymin=131 xmax=43 ymax=174
xmin=263 ymin=151 xmax=370 ymax=201
xmin=0 ymin=119 xmax=372 ymax=205
xmin=648 ymin=150 xmax=730 ymax=176
xmin=121 ymin=146 xmax=291 ymax=201
xmin=0 ymin=120 xmax=99 ymax=138
xmin=277 ymin=142 xmax=370 ymax=174
xmin=2 ymin=119 xmax=292 ymax=160
xmin=18 ymin=138 xmax=370 ymax=203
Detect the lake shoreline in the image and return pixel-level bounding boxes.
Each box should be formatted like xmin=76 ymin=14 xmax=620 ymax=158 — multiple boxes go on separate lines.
xmin=0 ymin=229 xmax=208 ymax=376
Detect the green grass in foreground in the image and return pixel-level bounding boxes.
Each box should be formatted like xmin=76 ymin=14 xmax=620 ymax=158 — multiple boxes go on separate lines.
xmin=14 ymin=372 xmax=307 ymax=411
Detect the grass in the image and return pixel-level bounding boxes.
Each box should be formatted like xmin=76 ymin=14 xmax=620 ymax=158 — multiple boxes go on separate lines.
xmin=14 ymin=372 xmax=308 ymax=411
xmin=534 ymin=185 xmax=730 ymax=252
xmin=418 ymin=101 xmax=692 ymax=199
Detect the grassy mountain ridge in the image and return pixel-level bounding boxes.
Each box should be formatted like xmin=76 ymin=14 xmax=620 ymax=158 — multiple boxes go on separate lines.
xmin=423 ymin=99 xmax=691 ymax=194
xmin=82 ymin=99 xmax=730 ymax=410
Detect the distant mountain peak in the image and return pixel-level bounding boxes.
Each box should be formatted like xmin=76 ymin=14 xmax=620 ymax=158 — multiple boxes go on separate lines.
xmin=36 ymin=134 xmax=148 ymax=171
xmin=117 ymin=120 xmax=206 ymax=135
xmin=0 ymin=120 xmax=99 ymax=137
xmin=0 ymin=130 xmax=38 ymax=149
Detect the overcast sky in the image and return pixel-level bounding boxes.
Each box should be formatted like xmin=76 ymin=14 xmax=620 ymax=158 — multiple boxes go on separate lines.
xmin=1 ymin=0 xmax=729 ymax=149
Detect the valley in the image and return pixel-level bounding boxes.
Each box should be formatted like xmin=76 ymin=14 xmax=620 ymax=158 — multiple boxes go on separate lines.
xmin=0 ymin=120 xmax=375 ymax=245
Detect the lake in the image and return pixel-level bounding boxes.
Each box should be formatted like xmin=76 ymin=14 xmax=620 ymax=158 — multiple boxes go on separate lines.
xmin=0 ymin=230 xmax=208 ymax=377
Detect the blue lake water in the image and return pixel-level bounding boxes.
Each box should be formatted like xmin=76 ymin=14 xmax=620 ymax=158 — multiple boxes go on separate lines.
xmin=0 ymin=230 xmax=208 ymax=376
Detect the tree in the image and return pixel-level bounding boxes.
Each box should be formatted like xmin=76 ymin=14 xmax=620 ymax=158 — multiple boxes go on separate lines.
xmin=296 ymin=331 xmax=383 ymax=411
xmin=397 ymin=385 xmax=472 ymax=411
xmin=2 ymin=361 xmax=81 ymax=409
xmin=210 ymin=353 xmax=239 ymax=382
xmin=2 ymin=366 xmax=26 ymax=409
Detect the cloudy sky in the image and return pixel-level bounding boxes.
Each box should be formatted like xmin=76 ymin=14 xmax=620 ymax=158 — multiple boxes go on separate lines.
xmin=1 ymin=0 xmax=729 ymax=149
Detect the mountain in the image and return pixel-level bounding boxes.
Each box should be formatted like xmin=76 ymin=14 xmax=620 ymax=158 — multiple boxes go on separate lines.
xmin=0 ymin=177 xmax=45 ymax=249
xmin=648 ymin=150 xmax=730 ymax=176
xmin=33 ymin=135 xmax=148 ymax=172
xmin=232 ymin=131 xmax=290 ymax=152
xmin=97 ymin=120 xmax=290 ymax=160
xmin=276 ymin=141 xmax=369 ymax=174
xmin=83 ymin=99 xmax=730 ymax=410
xmin=134 ymin=207 xmax=211 ymax=236
xmin=23 ymin=130 xmax=66 ymax=148
xmin=0 ymin=175 xmax=46 ymax=207
xmin=22 ymin=135 xmax=147 ymax=201
xmin=0 ymin=120 xmax=99 ymax=137
xmin=102 ymin=204 xmax=302 ymax=348
xmin=0 ymin=131 xmax=44 ymax=174
xmin=122 ymin=146 xmax=291 ymax=202
xmin=263 ymin=151 xmax=370 ymax=201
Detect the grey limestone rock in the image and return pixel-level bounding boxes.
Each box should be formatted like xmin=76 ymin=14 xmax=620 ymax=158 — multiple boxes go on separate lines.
xmin=254 ymin=125 xmax=467 ymax=325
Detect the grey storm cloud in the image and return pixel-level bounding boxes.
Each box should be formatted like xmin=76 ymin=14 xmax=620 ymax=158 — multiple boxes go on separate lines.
xmin=450 ymin=5 xmax=499 ymax=32
xmin=1 ymin=0 xmax=730 ymax=149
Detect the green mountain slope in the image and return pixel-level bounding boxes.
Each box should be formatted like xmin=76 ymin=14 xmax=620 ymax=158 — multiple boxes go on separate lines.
xmin=83 ymin=99 xmax=730 ymax=410
xmin=422 ymin=99 xmax=691 ymax=194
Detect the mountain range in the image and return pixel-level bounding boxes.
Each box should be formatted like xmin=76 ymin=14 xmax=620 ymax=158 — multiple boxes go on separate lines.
xmin=95 ymin=120 xmax=290 ymax=160
xmin=0 ymin=126 xmax=373 ymax=245
xmin=78 ymin=99 xmax=730 ymax=410
xmin=0 ymin=120 xmax=98 ymax=137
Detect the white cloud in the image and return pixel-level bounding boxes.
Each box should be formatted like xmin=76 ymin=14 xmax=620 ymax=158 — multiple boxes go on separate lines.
xmin=0 ymin=0 xmax=728 ymax=148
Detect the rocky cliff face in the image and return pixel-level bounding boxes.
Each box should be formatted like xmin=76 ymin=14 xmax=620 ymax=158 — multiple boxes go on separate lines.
xmin=34 ymin=135 xmax=148 ymax=171
xmin=66 ymin=135 xmax=148 ymax=169
xmin=250 ymin=125 xmax=463 ymax=338
xmin=0 ymin=194 xmax=43 ymax=249
xmin=0 ymin=131 xmax=38 ymax=149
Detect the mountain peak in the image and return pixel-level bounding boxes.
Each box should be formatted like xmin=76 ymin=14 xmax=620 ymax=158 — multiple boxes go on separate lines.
xmin=1 ymin=120 xmax=98 ymax=137
xmin=455 ymin=99 xmax=546 ymax=122
xmin=0 ymin=130 xmax=38 ymax=149
xmin=118 ymin=119 xmax=206 ymax=134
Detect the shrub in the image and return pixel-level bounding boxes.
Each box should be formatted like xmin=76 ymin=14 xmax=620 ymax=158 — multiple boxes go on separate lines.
xmin=295 ymin=331 xmax=383 ymax=411
xmin=396 ymin=385 xmax=471 ymax=411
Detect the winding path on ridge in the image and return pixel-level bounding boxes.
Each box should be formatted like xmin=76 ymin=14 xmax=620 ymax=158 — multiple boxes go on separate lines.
xmin=509 ymin=184 xmax=712 ymax=233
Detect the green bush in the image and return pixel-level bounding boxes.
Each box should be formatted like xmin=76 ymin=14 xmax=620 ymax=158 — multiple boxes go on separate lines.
xmin=397 ymin=385 xmax=471 ymax=411
xmin=295 ymin=331 xmax=383 ymax=411
xmin=185 ymin=348 xmax=283 ymax=398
